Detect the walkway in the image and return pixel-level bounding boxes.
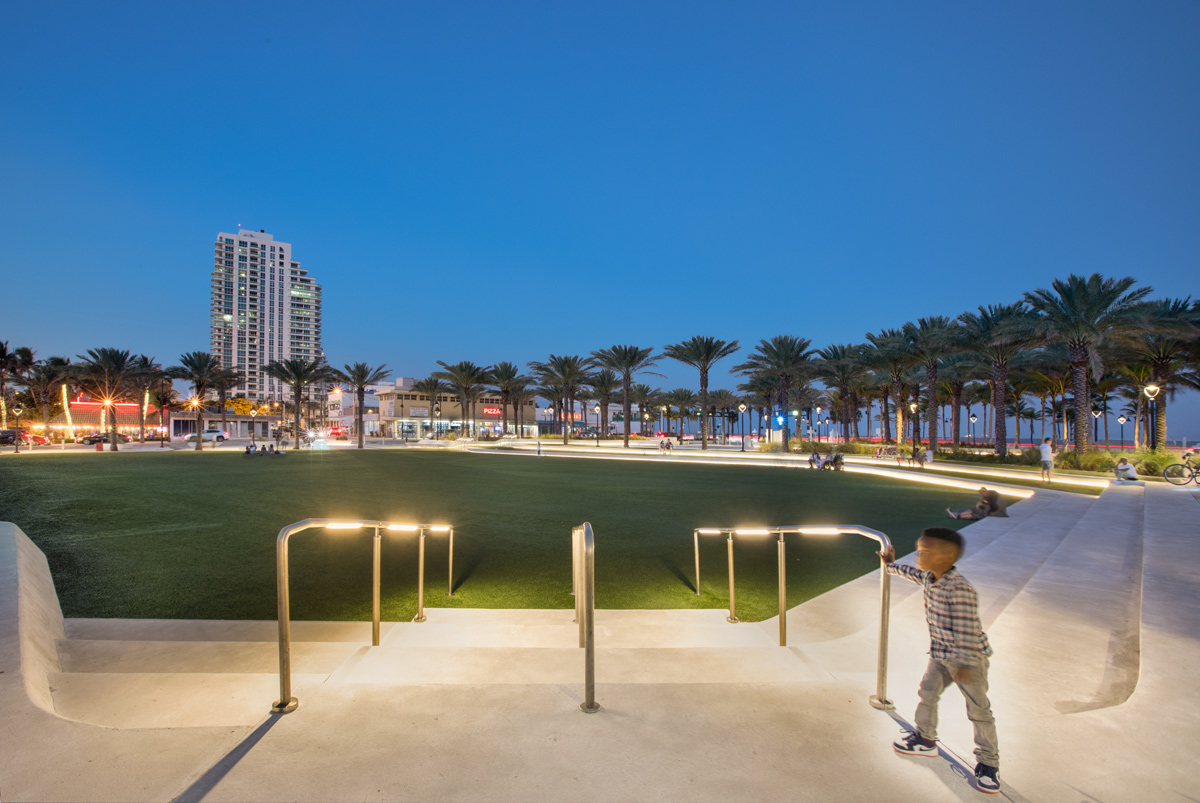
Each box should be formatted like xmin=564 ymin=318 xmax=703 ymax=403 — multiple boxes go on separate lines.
xmin=1 ymin=476 xmax=1196 ymax=801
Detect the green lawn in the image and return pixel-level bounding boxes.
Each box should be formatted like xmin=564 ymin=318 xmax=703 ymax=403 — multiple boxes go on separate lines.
xmin=0 ymin=450 xmax=984 ymax=622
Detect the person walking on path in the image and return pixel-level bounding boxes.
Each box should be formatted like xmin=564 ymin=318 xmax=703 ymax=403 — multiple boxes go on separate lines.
xmin=1039 ymin=437 xmax=1056 ymax=482
xmin=879 ymin=528 xmax=1001 ymax=794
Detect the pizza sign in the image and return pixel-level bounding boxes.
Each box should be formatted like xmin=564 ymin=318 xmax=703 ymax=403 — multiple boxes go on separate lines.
xmin=482 ymin=406 xmax=502 ymax=416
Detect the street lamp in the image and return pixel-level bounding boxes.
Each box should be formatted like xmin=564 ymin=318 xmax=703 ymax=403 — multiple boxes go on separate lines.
xmin=738 ymin=403 xmax=747 ymax=452
xmin=12 ymin=404 xmax=23 ymax=453
xmin=1144 ymin=384 xmax=1160 ymax=451
xmin=593 ymin=404 xmax=601 ymax=447
xmin=250 ymin=407 xmax=259 ymax=447
xmin=433 ymin=404 xmax=442 ymax=439
xmin=824 ymin=417 xmax=831 ymax=444
xmin=815 ymin=406 xmax=822 ymax=442
xmin=1117 ymin=414 xmax=1128 ymax=452
xmin=969 ymin=413 xmax=978 ymax=446
xmin=1091 ymin=409 xmax=1102 ymax=446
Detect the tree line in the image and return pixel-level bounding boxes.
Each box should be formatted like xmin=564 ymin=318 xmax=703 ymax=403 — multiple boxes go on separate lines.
xmin=3 ymin=273 xmax=1196 ymax=455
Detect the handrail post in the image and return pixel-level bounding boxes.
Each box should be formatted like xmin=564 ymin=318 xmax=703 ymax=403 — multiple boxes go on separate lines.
xmin=777 ymin=534 xmax=787 ymax=647
xmin=579 ymin=522 xmax=600 ymax=713
xmin=446 ymin=528 xmax=455 ymax=596
xmin=273 ymin=520 xmax=317 ymax=714
xmin=726 ymin=534 xmax=739 ymax=623
xmin=414 ymin=529 xmax=427 ymax=622
xmin=693 ymin=530 xmax=701 ymax=596
xmin=871 ymin=554 xmax=894 ymax=710
xmin=574 ymin=526 xmax=584 ymax=644
xmin=372 ymin=527 xmax=381 ymax=646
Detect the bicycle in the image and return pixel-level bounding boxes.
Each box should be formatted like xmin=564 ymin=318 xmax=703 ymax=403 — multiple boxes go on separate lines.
xmin=1163 ymin=452 xmax=1200 ymax=486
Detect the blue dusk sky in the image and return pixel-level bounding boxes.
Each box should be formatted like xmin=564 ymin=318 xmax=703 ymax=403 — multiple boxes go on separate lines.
xmin=2 ymin=2 xmax=1198 ymax=437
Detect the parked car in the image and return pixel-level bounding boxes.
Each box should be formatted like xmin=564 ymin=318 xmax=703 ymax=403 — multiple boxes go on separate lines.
xmin=81 ymin=432 xmax=131 ymax=444
xmin=0 ymin=429 xmax=19 ymax=445
xmin=184 ymin=428 xmax=229 ymax=443
xmin=22 ymin=432 xmax=50 ymax=445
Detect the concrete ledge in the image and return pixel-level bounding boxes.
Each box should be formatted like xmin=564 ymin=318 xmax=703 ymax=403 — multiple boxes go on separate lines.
xmin=1 ymin=522 xmax=66 ymax=715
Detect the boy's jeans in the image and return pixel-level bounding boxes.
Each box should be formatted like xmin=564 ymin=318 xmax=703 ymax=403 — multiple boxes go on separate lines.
xmin=915 ymin=654 xmax=1000 ymax=767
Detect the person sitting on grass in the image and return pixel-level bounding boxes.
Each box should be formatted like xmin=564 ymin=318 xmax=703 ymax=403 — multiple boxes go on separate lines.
xmin=947 ymin=487 xmax=1007 ymax=520
xmin=880 ymin=528 xmax=1002 ymax=794
xmin=1113 ymin=458 xmax=1138 ymax=482
xmin=809 ymin=450 xmax=822 ymax=469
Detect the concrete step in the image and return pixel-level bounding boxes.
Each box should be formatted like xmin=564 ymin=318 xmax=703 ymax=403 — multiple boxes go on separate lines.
xmin=57 ymin=638 xmax=360 ymax=674
xmin=330 ymin=645 xmax=831 ymax=685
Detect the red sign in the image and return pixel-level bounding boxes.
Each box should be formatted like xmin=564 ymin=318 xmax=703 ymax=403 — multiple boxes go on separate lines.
xmin=482 ymin=406 xmax=502 ymax=416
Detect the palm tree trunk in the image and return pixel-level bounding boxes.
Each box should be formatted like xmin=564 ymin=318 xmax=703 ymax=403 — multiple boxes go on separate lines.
xmin=992 ymin=362 xmax=1008 ymax=457
xmin=357 ymin=388 xmax=366 ymax=448
xmin=196 ymin=404 xmax=205 ymax=451
xmin=622 ymin=378 xmax=633 ymax=447
xmin=892 ymin=376 xmax=904 ymax=446
xmin=293 ymin=388 xmax=303 ymax=450
xmin=924 ymin=363 xmax=938 ymax=452
xmin=699 ymin=369 xmax=709 ymax=450
xmin=951 ymin=388 xmax=962 ymax=447
xmin=1154 ymin=393 xmax=1167 ymax=450
xmin=882 ymin=393 xmax=892 ymax=443
xmin=1068 ymin=345 xmax=1090 ymax=452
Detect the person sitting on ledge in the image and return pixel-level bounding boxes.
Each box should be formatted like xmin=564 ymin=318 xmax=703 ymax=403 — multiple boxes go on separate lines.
xmin=1113 ymin=458 xmax=1138 ymax=482
xmin=947 ymin=487 xmax=1008 ymax=520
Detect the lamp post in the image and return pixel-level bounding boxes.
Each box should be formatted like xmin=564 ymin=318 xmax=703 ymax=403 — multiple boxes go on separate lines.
xmin=593 ymin=404 xmax=601 ymax=447
xmin=433 ymin=404 xmax=442 ymax=440
xmin=1144 ymin=384 xmax=1160 ymax=451
xmin=824 ymin=417 xmax=830 ymax=444
xmin=909 ymin=402 xmax=919 ymax=454
xmin=250 ymin=407 xmax=259 ymax=447
xmin=642 ymin=411 xmax=649 ymax=438
xmin=969 ymin=413 xmax=977 ymax=446
xmin=1092 ymin=409 xmax=1102 ymax=446
xmin=738 ymin=403 xmax=747 ymax=451
xmin=12 ymin=404 xmax=23 ymax=453
xmin=662 ymin=405 xmax=668 ymax=437
xmin=815 ymin=406 xmax=822 ymax=443
xmin=1117 ymin=414 xmax=1127 ymax=452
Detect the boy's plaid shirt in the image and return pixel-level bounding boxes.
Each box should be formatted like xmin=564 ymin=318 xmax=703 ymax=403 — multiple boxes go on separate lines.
xmin=887 ymin=563 xmax=992 ymax=667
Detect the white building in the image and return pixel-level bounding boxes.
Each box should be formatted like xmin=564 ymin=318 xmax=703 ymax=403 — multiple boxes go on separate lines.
xmin=210 ymin=229 xmax=323 ymax=402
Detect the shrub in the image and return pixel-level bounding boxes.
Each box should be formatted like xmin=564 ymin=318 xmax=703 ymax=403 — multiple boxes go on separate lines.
xmin=1134 ymin=451 xmax=1175 ymax=477
xmin=1057 ymin=450 xmax=1117 ymax=472
xmin=758 ymin=442 xmax=784 ymax=453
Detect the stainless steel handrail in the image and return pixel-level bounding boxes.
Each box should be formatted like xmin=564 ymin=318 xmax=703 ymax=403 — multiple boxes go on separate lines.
xmin=691 ymin=524 xmax=895 ymax=710
xmin=272 ymin=518 xmax=454 ymax=714
xmin=573 ymin=522 xmax=600 ymax=713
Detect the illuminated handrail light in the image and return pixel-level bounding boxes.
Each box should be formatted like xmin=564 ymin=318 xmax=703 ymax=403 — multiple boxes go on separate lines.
xmin=797 ymin=527 xmax=841 ymax=536
xmin=734 ymin=529 xmax=771 ymax=536
xmin=429 ymin=525 xmax=451 ymax=533
xmin=696 ymin=528 xmax=723 ymax=535
xmin=325 ymin=522 xmax=363 ymax=530
xmin=386 ymin=524 xmax=419 ymax=532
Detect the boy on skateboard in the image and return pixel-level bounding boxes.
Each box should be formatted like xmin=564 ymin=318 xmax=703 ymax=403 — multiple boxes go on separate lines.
xmin=880 ymin=527 xmax=1001 ymax=794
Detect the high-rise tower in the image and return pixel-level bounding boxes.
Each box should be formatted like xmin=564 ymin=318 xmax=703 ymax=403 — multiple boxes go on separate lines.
xmin=210 ymin=229 xmax=323 ymax=401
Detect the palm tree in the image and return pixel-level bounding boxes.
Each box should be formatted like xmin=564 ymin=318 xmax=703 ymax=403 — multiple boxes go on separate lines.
xmin=707 ymin=388 xmax=739 ymax=443
xmin=661 ymin=336 xmax=740 ymax=450
xmin=864 ymin=329 xmax=917 ymax=446
xmin=167 ymin=351 xmax=223 ymax=451
xmin=528 ymin=355 xmax=592 ymax=444
xmin=1024 ymin=274 xmax=1153 ymax=452
xmin=957 ymin=303 xmax=1040 ymax=457
xmin=1127 ymin=298 xmax=1200 ymax=449
xmin=209 ymin=367 xmax=243 ymax=437
xmin=815 ymin=344 xmax=869 ymax=443
xmin=591 ymin=345 xmax=660 ymax=447
xmin=737 ymin=374 xmax=778 ymax=439
xmin=128 ymin=355 xmax=165 ymax=443
xmin=489 ymin=361 xmax=525 ymax=436
xmin=330 ymin=362 xmax=393 ymax=448
xmin=434 ymin=361 xmax=492 ymax=439
xmin=75 ymin=347 xmax=137 ymax=451
xmin=902 ymin=317 xmax=957 ymax=453
xmin=663 ymin=388 xmax=697 ymax=437
xmin=587 ymin=368 xmax=620 ymax=440
xmin=19 ymin=357 xmax=71 ymax=439
xmin=509 ymin=382 xmax=537 ymax=437
xmin=620 ymin=382 xmax=660 ymax=435
xmin=411 ymin=376 xmax=452 ymax=439
xmin=264 ymin=357 xmax=330 ymax=450
xmin=0 ymin=342 xmax=35 ymax=429
xmin=734 ymin=335 xmax=815 ymax=452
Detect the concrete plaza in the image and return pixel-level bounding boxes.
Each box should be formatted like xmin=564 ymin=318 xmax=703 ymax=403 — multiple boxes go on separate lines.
xmin=1 ymin=449 xmax=1196 ymax=801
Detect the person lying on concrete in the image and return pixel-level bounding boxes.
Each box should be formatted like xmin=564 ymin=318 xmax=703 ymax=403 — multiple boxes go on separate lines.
xmin=880 ymin=528 xmax=1002 ymax=794
xmin=946 ymin=487 xmax=1007 ymax=520
xmin=1113 ymin=458 xmax=1138 ymax=482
